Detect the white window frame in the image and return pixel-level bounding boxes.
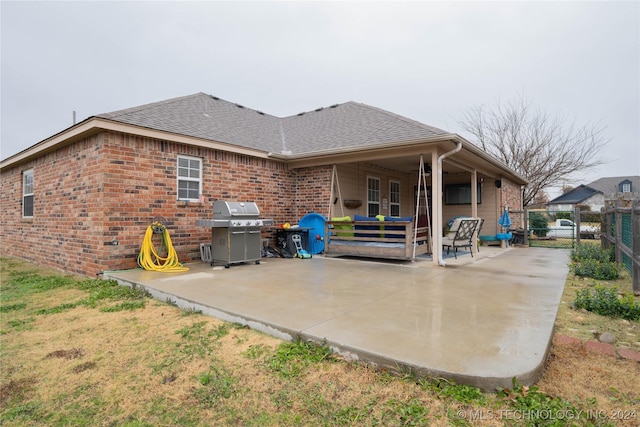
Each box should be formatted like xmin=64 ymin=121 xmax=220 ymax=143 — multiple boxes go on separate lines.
xmin=23 ymin=169 xmax=34 ymax=218
xmin=389 ymin=180 xmax=401 ymax=217
xmin=622 ymin=183 xmax=631 ymax=193
xmin=177 ymin=155 xmax=202 ymax=201
xmin=367 ymin=176 xmax=380 ymax=217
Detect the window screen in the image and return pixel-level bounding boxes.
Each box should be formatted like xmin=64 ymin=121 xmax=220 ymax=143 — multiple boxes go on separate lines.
xmin=177 ymin=156 xmax=202 ymax=200
xmin=389 ymin=180 xmax=400 ymax=217
xmin=23 ymin=169 xmax=34 ymax=217
xmin=367 ymin=176 xmax=380 ymax=217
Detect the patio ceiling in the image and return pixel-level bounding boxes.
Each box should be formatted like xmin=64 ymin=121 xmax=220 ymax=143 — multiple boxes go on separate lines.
xmin=369 ymin=154 xmax=468 ymax=175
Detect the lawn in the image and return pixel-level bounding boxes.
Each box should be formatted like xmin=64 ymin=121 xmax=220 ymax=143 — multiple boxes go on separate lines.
xmin=1 ymin=257 xmax=638 ymax=426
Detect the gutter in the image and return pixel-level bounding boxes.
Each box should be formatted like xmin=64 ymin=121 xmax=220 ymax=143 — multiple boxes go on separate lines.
xmin=267 ymin=134 xmax=459 ymax=160
xmin=437 ymin=142 xmax=463 ymax=266
xmin=451 ymin=134 xmax=529 ymax=185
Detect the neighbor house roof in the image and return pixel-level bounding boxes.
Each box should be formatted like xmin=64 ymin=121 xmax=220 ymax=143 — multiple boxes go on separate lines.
xmin=548 ymin=175 xmax=640 ymax=205
xmin=547 ymin=185 xmax=597 ymax=205
xmin=585 ymin=176 xmax=640 ymax=194
xmin=96 ymin=92 xmax=450 ymax=155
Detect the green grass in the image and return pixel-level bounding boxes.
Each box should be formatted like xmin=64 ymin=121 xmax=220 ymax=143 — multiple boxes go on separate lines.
xmin=1 ymin=257 xmax=637 ymax=426
xmin=266 ymin=339 xmax=334 ymax=379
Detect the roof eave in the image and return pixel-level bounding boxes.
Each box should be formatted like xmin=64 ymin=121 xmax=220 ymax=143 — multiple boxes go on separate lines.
xmin=270 ymin=134 xmax=457 ymax=161
xmin=1 ymin=118 xmax=100 ymax=170
xmin=1 ymin=117 xmax=273 ymax=170
xmin=450 ymin=135 xmax=529 ymax=185
xmin=277 ymin=134 xmax=529 ymax=185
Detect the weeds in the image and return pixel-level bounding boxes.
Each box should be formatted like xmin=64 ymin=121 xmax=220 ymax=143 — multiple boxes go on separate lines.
xmin=193 ymin=365 xmax=238 ymax=407
xmin=0 ymin=302 xmax=26 ymax=313
xmin=571 ymin=244 xmax=619 ymax=280
xmin=498 ymin=378 xmax=581 ymax=427
xmin=101 ymin=301 xmax=146 ymax=312
xmin=266 ymin=339 xmax=333 ymax=379
xmin=571 ymin=259 xmax=620 ymax=280
xmin=5 ymin=317 xmax=35 ymax=331
xmin=573 ymin=286 xmax=640 ymax=321
xmin=572 ymin=244 xmax=614 ymax=263
xmin=383 ymin=398 xmax=429 ymax=426
xmin=243 ymin=343 xmax=271 ymax=359
xmin=420 ymin=378 xmax=486 ymax=405
xmin=173 ymin=321 xmax=221 ymax=359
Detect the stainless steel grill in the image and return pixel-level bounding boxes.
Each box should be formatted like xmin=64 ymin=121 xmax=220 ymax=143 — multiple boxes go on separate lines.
xmin=196 ymin=201 xmax=273 ymax=268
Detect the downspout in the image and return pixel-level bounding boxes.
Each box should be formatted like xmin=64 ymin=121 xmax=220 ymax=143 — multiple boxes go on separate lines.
xmin=437 ymin=142 xmax=463 ymax=266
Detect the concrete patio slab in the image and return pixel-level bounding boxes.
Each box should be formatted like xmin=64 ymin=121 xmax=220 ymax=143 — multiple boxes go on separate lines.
xmin=104 ymin=246 xmax=570 ymax=391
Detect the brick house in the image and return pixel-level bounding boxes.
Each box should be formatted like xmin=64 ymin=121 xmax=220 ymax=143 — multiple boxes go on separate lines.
xmin=1 ymin=93 xmax=527 ymax=277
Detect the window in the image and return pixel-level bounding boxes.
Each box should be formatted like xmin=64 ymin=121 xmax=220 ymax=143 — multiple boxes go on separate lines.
xmin=23 ymin=169 xmax=34 ymax=217
xmin=389 ymin=180 xmax=400 ymax=217
xmin=444 ymin=183 xmax=482 ymax=205
xmin=367 ymin=176 xmax=380 ymax=217
xmin=622 ymin=183 xmax=631 ymax=193
xmin=177 ymin=156 xmax=202 ymax=201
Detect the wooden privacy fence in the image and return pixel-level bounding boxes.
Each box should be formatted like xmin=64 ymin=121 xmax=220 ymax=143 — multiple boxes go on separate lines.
xmin=601 ymin=195 xmax=640 ymax=295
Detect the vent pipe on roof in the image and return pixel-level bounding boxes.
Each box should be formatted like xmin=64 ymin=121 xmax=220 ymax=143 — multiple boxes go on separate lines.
xmin=73 ymin=111 xmax=76 ymax=125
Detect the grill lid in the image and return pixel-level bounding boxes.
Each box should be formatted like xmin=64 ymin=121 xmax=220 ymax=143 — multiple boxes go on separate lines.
xmin=213 ymin=200 xmax=260 ymax=218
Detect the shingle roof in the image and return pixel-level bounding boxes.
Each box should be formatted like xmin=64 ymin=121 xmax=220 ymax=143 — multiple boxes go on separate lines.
xmin=96 ymin=92 xmax=450 ymax=155
xmin=97 ymin=93 xmax=283 ymax=152
xmin=548 ymin=176 xmax=640 ymax=205
xmin=585 ymin=176 xmax=640 ymax=194
xmin=547 ymin=185 xmax=596 ymax=204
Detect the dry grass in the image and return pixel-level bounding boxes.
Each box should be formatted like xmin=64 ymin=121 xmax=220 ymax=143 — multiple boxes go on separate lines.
xmin=539 ymin=341 xmax=639 ymax=413
xmin=1 ymin=257 xmax=639 ymax=426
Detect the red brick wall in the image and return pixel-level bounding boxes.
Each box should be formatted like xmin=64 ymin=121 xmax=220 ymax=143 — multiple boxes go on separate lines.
xmin=500 ymin=177 xmax=524 ymax=229
xmin=1 ymin=135 xmax=106 ymax=276
xmin=293 ymin=166 xmax=332 ymax=220
xmin=1 ymin=130 xmax=298 ymax=277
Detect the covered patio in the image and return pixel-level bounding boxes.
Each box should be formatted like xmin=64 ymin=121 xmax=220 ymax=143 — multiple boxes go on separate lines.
xmin=105 ymin=246 xmax=569 ymax=391
xmin=287 ymin=136 xmax=527 ymax=266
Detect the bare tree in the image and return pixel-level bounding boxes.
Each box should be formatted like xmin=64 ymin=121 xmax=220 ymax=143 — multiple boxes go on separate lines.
xmin=458 ymin=94 xmax=607 ymax=206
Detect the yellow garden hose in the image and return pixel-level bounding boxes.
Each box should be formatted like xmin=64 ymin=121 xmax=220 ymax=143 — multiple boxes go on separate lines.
xmin=137 ymin=221 xmax=189 ymax=272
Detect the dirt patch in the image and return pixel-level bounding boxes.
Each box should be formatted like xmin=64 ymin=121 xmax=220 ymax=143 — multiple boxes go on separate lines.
xmin=0 ymin=376 xmax=37 ymax=406
xmin=45 ymin=348 xmax=86 ymax=360
xmin=72 ymin=361 xmax=97 ymax=374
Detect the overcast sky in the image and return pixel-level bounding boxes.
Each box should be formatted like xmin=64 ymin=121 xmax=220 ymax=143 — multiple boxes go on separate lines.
xmin=2 ymin=1 xmax=639 ymax=196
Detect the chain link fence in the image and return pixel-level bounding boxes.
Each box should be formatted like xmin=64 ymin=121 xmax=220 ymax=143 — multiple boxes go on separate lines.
xmin=523 ymin=208 xmax=602 ymax=249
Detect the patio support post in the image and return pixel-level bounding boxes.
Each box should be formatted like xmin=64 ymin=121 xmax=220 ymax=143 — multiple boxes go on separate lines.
xmin=431 ymin=151 xmax=441 ymax=265
xmin=471 ymin=170 xmax=478 ymax=255
xmin=436 ymin=142 xmax=462 ymax=266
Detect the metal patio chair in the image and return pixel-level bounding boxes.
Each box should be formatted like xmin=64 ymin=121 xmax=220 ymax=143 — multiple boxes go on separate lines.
xmin=442 ymin=219 xmax=479 ymax=258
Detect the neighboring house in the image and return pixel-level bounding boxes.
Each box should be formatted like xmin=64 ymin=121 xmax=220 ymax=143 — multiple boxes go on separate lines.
xmin=547 ymin=176 xmax=640 ymax=213
xmin=1 ymin=93 xmax=527 ymax=277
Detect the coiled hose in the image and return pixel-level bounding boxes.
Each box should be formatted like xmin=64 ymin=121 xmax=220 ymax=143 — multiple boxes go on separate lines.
xmin=137 ymin=221 xmax=189 ymax=272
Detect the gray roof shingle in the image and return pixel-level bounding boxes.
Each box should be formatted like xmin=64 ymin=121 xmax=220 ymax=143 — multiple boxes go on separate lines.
xmin=586 ymin=176 xmax=640 ymax=194
xmin=547 ymin=185 xmax=596 ymax=204
xmin=96 ymin=92 xmax=450 ymax=155
xmin=548 ymin=176 xmax=640 ymax=204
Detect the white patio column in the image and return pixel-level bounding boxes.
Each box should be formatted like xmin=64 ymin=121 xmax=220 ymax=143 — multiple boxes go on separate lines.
xmin=471 ymin=170 xmax=478 ymax=255
xmin=431 ymin=150 xmax=441 ymax=266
